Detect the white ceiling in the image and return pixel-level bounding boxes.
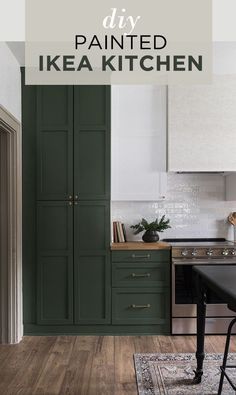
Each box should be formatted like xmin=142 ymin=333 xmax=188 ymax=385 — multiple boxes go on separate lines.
xmin=6 ymin=42 xmax=25 ymax=66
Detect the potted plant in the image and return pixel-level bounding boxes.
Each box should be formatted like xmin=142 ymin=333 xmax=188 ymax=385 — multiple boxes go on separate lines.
xmin=130 ymin=216 xmax=171 ymax=243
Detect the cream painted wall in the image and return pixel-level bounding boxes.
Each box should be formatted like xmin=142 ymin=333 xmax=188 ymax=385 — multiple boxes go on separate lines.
xmin=0 ymin=42 xmax=21 ymax=121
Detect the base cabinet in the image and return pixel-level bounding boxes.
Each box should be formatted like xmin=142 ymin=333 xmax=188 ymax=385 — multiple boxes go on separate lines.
xmin=111 ymin=250 xmax=170 ymax=333
xmin=112 ymin=288 xmax=169 ymax=325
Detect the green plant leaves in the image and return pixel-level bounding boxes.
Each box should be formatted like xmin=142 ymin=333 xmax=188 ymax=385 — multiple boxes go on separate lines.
xmin=141 ymin=218 xmax=149 ymax=228
xmin=130 ymin=215 xmax=171 ymax=234
xmin=130 ymin=223 xmax=144 ymax=235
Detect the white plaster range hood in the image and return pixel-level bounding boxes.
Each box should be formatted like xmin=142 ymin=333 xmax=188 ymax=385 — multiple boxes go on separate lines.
xmin=175 ymin=171 xmax=225 ymax=174
xmin=168 ymin=76 xmax=236 ymax=174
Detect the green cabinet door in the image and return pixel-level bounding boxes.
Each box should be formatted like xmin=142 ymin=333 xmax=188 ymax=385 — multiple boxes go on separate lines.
xmin=74 ymin=255 xmax=110 ymax=324
xmin=74 ymin=86 xmax=111 ymax=200
xmin=36 ymin=86 xmax=73 ymax=200
xmin=74 ymin=201 xmax=111 ymax=324
xmin=74 ymin=201 xmax=110 ymax=253
xmin=37 ymin=201 xmax=74 ymax=324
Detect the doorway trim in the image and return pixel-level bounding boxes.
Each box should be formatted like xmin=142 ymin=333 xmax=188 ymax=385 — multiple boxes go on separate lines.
xmin=0 ymin=105 xmax=22 ymax=344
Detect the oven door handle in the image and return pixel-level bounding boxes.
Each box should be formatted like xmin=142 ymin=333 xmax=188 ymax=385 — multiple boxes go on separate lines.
xmin=172 ymin=259 xmax=235 ymax=265
xmin=172 ymin=259 xmax=194 ymax=265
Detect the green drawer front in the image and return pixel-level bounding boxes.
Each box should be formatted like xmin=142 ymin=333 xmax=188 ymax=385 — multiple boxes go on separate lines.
xmin=111 ymin=250 xmax=170 ymax=263
xmin=112 ymin=263 xmax=170 ymax=288
xmin=112 ymin=288 xmax=170 ymax=325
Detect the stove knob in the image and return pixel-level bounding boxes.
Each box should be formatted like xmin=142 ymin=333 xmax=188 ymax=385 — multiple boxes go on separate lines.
xmin=231 ymin=249 xmax=236 ymax=256
xmin=206 ymin=249 xmax=213 ymax=256
xmin=191 ymin=249 xmax=197 ymax=256
xmin=181 ymin=249 xmax=188 ymax=257
xmin=222 ymin=249 xmax=229 ymax=256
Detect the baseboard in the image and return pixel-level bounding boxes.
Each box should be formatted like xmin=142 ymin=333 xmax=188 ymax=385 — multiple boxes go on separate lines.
xmin=24 ymin=323 xmax=170 ymax=336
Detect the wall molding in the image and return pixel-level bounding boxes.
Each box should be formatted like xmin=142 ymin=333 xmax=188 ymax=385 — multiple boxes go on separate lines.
xmin=0 ymin=105 xmax=22 ymax=344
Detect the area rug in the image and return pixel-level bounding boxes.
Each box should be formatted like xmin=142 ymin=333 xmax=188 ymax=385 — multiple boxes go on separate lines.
xmin=134 ymin=353 xmax=236 ymax=395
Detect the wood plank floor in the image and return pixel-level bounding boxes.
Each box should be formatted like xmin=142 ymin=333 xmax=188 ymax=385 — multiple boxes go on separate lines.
xmin=0 ymin=335 xmax=235 ymax=394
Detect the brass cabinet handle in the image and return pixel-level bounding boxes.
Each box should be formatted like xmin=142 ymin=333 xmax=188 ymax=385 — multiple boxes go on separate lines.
xmin=130 ymin=304 xmax=151 ymax=309
xmin=131 ymin=273 xmax=151 ymax=278
xmin=68 ymin=202 xmax=73 ymax=206
xmin=131 ymin=254 xmax=151 ymax=259
xmin=74 ymin=202 xmax=78 ymax=206
xmin=68 ymin=195 xmax=73 ymax=200
xmin=74 ymin=195 xmax=79 ymax=200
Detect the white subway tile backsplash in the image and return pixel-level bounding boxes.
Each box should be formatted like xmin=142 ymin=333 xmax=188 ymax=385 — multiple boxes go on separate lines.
xmin=111 ymin=173 xmax=236 ymax=241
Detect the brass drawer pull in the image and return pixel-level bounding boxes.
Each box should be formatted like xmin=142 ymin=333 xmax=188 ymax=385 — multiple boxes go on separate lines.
xmin=130 ymin=304 xmax=151 ymax=309
xmin=131 ymin=254 xmax=151 ymax=259
xmin=131 ymin=273 xmax=151 ymax=278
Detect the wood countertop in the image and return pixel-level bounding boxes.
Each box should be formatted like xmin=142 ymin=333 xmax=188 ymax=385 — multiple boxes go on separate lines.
xmin=111 ymin=241 xmax=171 ymax=250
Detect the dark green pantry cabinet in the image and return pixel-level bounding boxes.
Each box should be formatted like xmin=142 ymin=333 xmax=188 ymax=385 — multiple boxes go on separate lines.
xmin=37 ymin=86 xmax=110 ymax=201
xmin=22 ymin=74 xmax=111 ymax=331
